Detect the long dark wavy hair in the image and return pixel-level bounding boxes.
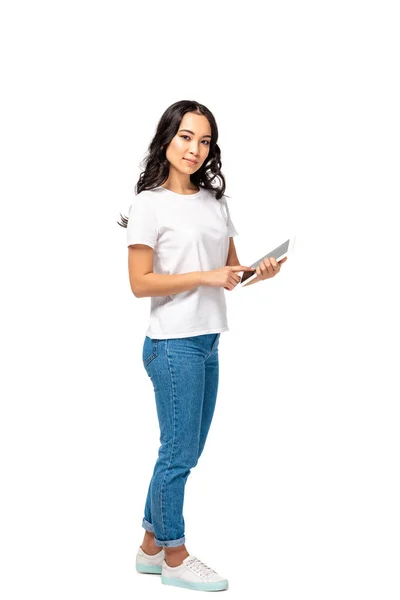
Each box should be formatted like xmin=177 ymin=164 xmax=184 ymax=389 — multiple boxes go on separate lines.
xmin=117 ymin=100 xmax=227 ymax=228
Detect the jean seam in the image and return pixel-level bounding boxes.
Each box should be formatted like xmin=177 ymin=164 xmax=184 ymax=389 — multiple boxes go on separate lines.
xmin=159 ymin=339 xmax=177 ymax=541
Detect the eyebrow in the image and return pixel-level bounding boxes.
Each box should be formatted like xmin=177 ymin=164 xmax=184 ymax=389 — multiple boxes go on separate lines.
xmin=179 ymin=128 xmax=212 ymax=139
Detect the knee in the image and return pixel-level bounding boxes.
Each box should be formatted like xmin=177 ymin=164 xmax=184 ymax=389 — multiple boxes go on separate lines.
xmin=175 ymin=445 xmax=199 ymax=471
xmin=158 ymin=437 xmax=199 ymax=472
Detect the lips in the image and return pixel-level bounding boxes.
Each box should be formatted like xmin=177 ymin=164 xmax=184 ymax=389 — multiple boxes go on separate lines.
xmin=184 ymin=158 xmax=197 ymax=164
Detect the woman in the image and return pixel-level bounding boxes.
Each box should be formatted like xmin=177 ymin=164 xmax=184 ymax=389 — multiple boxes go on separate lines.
xmin=118 ymin=100 xmax=286 ymax=592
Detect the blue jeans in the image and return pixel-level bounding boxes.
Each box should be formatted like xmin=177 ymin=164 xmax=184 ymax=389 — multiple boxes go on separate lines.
xmin=141 ymin=333 xmax=221 ymax=548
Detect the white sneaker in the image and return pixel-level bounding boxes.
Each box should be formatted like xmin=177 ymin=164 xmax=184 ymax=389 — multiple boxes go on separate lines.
xmin=161 ymin=554 xmax=229 ymax=591
xmin=135 ymin=545 xmax=165 ymax=574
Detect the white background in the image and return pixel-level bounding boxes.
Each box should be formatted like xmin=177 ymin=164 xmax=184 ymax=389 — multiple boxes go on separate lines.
xmin=1 ymin=1 xmax=399 ymax=598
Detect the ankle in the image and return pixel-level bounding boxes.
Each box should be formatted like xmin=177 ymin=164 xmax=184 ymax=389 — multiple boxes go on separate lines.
xmin=141 ymin=531 xmax=160 ymax=554
xmin=140 ymin=544 xmax=162 ymax=555
xmin=164 ymin=545 xmax=190 ymax=567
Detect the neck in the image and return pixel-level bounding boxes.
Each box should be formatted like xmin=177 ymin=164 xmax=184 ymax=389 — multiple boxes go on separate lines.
xmin=162 ymin=169 xmax=198 ymax=194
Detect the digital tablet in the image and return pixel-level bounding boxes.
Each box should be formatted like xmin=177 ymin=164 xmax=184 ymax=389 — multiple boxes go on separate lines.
xmin=239 ymin=237 xmax=296 ymax=286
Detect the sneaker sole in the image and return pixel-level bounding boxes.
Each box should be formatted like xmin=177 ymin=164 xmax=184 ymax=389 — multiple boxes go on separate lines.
xmin=136 ymin=563 xmax=162 ymax=574
xmin=161 ymin=575 xmax=229 ymax=591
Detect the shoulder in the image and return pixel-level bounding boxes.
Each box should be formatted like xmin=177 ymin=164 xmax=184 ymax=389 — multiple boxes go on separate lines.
xmin=134 ymin=187 xmax=170 ymax=208
xmin=136 ymin=188 xmax=159 ymax=199
xmin=132 ymin=189 xmax=159 ymax=207
xmin=218 ymin=193 xmax=231 ymax=211
xmin=128 ymin=190 xmax=158 ymax=218
xmin=202 ymin=187 xmax=226 ymax=203
xmin=220 ymin=194 xmax=235 ymax=211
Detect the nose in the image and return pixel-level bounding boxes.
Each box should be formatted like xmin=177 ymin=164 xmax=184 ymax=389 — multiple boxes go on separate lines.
xmin=189 ymin=141 xmax=200 ymax=155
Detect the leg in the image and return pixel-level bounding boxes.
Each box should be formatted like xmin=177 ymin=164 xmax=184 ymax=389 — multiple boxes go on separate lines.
xmin=141 ymin=334 xmax=220 ymax=529
xmin=163 ymin=334 xmax=220 ymax=567
xmin=140 ymin=334 xmax=220 ymax=567
xmin=198 ymin=334 xmax=220 ymax=461
xmin=140 ymin=529 xmax=161 ymax=555
xmin=142 ymin=336 xmax=207 ymax=548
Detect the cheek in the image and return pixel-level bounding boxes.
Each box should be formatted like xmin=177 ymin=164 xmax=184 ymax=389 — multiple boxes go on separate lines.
xmin=170 ymin=137 xmax=185 ymax=153
xmin=166 ymin=139 xmax=184 ymax=164
xmin=198 ymin=148 xmax=209 ymax=163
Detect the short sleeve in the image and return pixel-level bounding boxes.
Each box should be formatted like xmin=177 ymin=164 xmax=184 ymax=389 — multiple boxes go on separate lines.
xmin=127 ymin=194 xmax=158 ymax=248
xmin=221 ymin=196 xmax=239 ymax=237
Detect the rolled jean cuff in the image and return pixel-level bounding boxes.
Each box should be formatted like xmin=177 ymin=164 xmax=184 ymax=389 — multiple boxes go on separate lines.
xmin=142 ymin=518 xmax=155 ymax=533
xmin=154 ymin=535 xmax=186 ymax=548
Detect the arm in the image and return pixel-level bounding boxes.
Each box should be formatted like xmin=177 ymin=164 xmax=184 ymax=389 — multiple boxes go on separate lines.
xmin=129 ymin=244 xmax=205 ymax=298
xmin=138 ymin=271 xmax=204 ymax=297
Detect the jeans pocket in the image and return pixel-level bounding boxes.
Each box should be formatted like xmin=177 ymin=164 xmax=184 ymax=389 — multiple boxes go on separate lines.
xmin=142 ymin=337 xmax=159 ymax=368
xmin=211 ymin=333 xmax=220 ymax=352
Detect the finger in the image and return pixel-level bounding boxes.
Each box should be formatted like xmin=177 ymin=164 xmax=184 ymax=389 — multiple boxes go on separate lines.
xmin=268 ymin=258 xmax=276 ymax=275
xmin=270 ymin=257 xmax=280 ymax=272
xmin=229 ymin=274 xmax=241 ymax=286
xmin=231 ymin=265 xmax=257 ymax=272
xmin=265 ymin=258 xmax=275 ymax=276
xmin=278 ymin=256 xmax=288 ymax=265
xmin=260 ymin=262 xmax=268 ymax=278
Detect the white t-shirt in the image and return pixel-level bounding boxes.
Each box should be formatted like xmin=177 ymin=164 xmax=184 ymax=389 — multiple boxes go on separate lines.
xmin=127 ymin=185 xmax=239 ymax=339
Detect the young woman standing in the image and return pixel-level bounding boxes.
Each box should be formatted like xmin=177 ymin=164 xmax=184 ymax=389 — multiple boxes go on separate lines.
xmin=119 ymin=100 xmax=286 ymax=592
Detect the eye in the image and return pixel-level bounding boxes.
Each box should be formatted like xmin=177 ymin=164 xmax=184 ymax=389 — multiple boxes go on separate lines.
xmin=180 ymin=135 xmax=210 ymax=145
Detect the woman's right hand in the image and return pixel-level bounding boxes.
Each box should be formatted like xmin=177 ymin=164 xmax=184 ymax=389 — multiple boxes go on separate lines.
xmin=202 ymin=265 xmax=256 ymax=291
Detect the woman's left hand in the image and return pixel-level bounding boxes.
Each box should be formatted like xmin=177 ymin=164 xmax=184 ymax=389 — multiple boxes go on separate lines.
xmin=253 ymin=256 xmax=287 ymax=282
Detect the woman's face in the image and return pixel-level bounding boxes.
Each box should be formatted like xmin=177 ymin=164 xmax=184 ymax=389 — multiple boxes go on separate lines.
xmin=165 ymin=112 xmax=211 ymax=174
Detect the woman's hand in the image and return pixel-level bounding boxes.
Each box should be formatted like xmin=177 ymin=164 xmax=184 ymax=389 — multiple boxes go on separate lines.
xmin=250 ymin=256 xmax=287 ymax=283
xmin=202 ymin=265 xmax=256 ymax=291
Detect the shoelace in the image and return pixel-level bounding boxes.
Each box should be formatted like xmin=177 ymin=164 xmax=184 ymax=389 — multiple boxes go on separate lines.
xmin=186 ymin=556 xmax=217 ymax=578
